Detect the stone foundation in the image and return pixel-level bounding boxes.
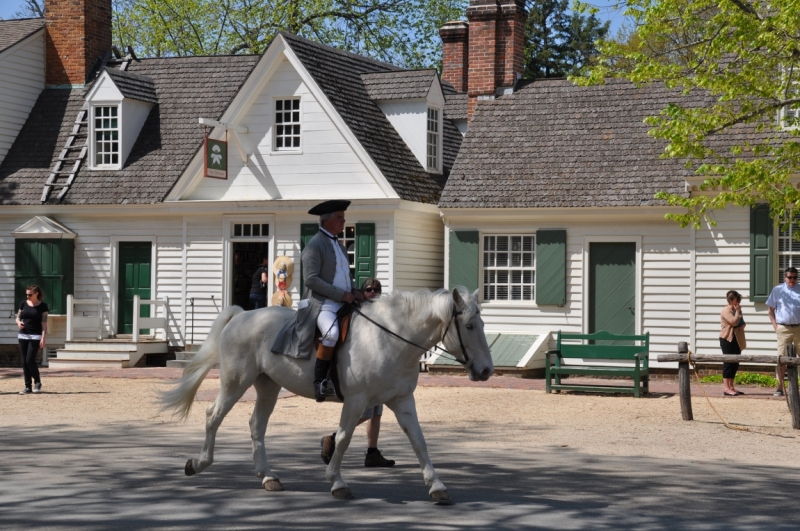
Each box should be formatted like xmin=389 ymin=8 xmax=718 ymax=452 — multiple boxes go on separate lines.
xmin=0 ymin=343 xmax=43 ymax=368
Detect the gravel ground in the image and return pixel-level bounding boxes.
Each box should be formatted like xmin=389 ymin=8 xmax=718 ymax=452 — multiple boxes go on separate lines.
xmin=1 ymin=375 xmax=798 ymax=465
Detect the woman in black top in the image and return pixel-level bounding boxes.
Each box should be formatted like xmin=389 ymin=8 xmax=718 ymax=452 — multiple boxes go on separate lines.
xmin=16 ymin=285 xmax=48 ymax=395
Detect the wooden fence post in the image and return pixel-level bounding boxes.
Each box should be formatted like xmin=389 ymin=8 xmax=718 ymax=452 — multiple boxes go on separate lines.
xmin=678 ymin=341 xmax=693 ymax=421
xmin=786 ymin=343 xmax=800 ymax=429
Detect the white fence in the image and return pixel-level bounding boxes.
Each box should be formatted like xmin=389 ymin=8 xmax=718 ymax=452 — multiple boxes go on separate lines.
xmin=65 ymin=295 xmax=105 ymax=341
xmin=132 ymin=295 xmax=168 ymax=343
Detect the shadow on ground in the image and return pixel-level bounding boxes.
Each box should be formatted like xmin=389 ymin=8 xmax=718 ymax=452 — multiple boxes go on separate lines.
xmin=0 ymin=423 xmax=798 ymax=530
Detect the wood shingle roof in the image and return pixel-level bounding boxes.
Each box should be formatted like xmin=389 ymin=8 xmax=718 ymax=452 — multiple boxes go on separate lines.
xmin=440 ymin=78 xmax=704 ymax=209
xmin=0 ymin=18 xmax=44 ymax=54
xmin=0 ymin=55 xmax=260 ymax=205
xmin=0 ymin=32 xmax=463 ymax=206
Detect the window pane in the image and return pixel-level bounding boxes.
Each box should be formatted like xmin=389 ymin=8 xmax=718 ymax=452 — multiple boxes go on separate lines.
xmin=262 ymin=224 xmax=269 ymax=236
xmin=252 ymin=224 xmax=260 ymax=236
xmin=243 ymin=225 xmax=251 ymax=236
xmin=234 ymin=224 xmax=242 ymax=237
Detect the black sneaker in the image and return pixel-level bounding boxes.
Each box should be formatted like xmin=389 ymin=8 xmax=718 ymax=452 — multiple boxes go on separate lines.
xmin=19 ymin=388 xmax=31 ymax=395
xmin=364 ymin=449 xmax=395 ymax=468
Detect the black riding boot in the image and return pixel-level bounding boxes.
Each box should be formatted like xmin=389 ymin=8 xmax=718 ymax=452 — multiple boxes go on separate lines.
xmin=314 ymin=357 xmax=332 ymax=402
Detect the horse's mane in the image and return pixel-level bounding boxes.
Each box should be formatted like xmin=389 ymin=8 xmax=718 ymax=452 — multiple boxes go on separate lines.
xmin=371 ymin=287 xmax=478 ymax=324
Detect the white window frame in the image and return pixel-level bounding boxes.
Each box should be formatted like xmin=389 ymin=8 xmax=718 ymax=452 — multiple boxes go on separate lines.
xmin=337 ymin=224 xmax=356 ymax=281
xmin=273 ymin=97 xmax=302 ymax=152
xmin=426 ymin=107 xmax=441 ymax=172
xmin=222 ymin=215 xmax=275 ymax=308
xmin=777 ymin=214 xmax=800 ymax=278
xmin=90 ymin=104 xmax=121 ymax=170
xmin=480 ymin=233 xmax=536 ymax=304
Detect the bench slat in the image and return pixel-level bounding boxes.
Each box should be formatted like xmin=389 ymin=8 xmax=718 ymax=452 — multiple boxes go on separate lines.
xmin=549 ymin=384 xmax=638 ymax=394
xmin=549 ymin=367 xmax=648 ymax=376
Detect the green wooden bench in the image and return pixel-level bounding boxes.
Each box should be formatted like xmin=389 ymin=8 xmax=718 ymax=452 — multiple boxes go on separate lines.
xmin=546 ymin=331 xmax=650 ymax=397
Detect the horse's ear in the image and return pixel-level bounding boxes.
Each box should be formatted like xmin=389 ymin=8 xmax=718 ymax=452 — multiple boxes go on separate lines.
xmin=451 ymin=287 xmax=464 ymax=307
xmin=471 ymin=289 xmax=479 ymax=301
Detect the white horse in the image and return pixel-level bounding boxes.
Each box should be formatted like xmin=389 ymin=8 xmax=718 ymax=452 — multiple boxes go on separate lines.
xmin=161 ymin=287 xmax=493 ymax=501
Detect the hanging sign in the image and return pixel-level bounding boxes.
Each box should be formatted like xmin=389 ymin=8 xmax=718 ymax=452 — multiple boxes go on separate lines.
xmin=204 ymin=135 xmax=228 ymax=179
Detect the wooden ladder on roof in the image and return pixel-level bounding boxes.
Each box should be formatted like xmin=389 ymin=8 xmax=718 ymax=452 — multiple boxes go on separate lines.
xmin=41 ymin=105 xmax=89 ymax=203
xmin=40 ymin=48 xmax=135 ymax=203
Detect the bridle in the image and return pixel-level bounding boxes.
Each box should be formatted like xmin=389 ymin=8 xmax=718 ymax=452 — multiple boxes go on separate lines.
xmin=443 ymin=304 xmax=472 ymax=369
xmin=349 ymin=302 xmax=473 ymax=369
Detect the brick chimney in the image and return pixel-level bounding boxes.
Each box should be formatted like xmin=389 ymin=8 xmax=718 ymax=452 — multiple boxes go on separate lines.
xmin=46 ymin=0 xmax=112 ymax=87
xmin=440 ymin=21 xmax=469 ymax=93
xmin=458 ymin=0 xmax=526 ymax=120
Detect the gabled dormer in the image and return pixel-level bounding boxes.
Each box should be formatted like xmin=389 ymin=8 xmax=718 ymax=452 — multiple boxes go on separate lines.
xmin=361 ymin=70 xmax=444 ymax=174
xmin=84 ymin=67 xmax=157 ymax=169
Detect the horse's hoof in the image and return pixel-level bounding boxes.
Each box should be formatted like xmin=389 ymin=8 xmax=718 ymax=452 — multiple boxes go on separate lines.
xmin=263 ymin=479 xmax=284 ymax=492
xmin=430 ymin=490 xmax=451 ymax=505
xmin=332 ymin=487 xmax=354 ymax=499
xmin=185 ymin=460 xmax=196 ymax=476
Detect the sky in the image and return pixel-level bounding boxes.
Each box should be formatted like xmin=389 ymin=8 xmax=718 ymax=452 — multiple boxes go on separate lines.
xmin=0 ymin=0 xmax=628 ymax=39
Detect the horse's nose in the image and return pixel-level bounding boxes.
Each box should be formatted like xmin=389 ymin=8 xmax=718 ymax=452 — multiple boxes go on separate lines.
xmin=479 ymin=367 xmax=492 ymax=381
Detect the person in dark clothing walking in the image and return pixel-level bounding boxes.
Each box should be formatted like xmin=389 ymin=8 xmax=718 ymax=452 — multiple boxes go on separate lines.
xmin=16 ymin=285 xmax=48 ymax=395
xmin=249 ymin=256 xmax=270 ymax=309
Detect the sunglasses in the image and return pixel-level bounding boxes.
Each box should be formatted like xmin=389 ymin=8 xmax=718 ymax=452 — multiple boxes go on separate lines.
xmin=25 ymin=293 xmax=34 ymax=297
xmin=364 ymin=288 xmax=381 ymax=294
xmin=788 ymin=277 xmax=798 ymax=280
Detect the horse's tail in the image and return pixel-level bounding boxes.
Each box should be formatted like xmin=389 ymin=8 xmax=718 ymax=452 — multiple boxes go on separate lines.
xmin=160 ymin=305 xmax=244 ymax=420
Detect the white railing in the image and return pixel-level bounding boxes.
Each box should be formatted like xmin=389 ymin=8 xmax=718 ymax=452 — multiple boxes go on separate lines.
xmin=132 ymin=295 xmax=168 ymax=343
xmin=66 ymin=295 xmax=105 ymax=341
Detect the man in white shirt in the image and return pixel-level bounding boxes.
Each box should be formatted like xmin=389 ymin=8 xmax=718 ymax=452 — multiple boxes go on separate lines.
xmin=766 ymin=267 xmax=800 ymax=396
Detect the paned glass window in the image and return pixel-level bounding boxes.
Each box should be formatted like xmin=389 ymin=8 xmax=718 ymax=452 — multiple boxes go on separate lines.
xmin=778 ymin=214 xmax=800 ymax=275
xmin=336 ymin=225 xmax=356 ymax=281
xmin=275 ymin=99 xmax=301 ymax=150
xmin=94 ymin=106 xmax=119 ymax=166
xmin=483 ymin=235 xmax=535 ymax=301
xmin=427 ymin=108 xmax=439 ymax=170
xmin=232 ymin=223 xmax=270 ymax=238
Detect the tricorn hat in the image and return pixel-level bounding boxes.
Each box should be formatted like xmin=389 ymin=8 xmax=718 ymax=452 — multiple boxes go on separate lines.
xmin=308 ymin=200 xmax=350 ymax=216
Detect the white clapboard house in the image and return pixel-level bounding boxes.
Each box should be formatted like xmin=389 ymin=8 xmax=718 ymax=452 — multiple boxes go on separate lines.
xmin=0 ymin=0 xmax=465 ymax=367
xmin=431 ymin=1 xmax=793 ymax=374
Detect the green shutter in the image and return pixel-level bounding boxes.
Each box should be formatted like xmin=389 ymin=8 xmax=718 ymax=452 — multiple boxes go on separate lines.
xmin=299 ymin=223 xmax=319 ymax=296
xmin=354 ymin=223 xmax=375 ymax=289
xmin=750 ymin=204 xmax=774 ymax=303
xmin=536 ymin=229 xmax=567 ymax=306
xmin=14 ymin=238 xmax=74 ymax=314
xmin=448 ymin=230 xmax=479 ymax=292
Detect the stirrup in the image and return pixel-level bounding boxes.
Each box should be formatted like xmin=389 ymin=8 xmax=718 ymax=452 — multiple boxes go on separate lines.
xmin=320 ymin=378 xmax=336 ymax=396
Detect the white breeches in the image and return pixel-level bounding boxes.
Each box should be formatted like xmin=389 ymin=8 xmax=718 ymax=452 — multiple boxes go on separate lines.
xmin=317 ymin=310 xmax=339 ymax=347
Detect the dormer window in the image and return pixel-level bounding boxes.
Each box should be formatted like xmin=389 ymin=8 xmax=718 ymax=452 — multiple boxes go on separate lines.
xmin=781 ymin=105 xmax=800 ymax=130
xmin=85 ymin=68 xmax=157 ymax=170
xmin=275 ymin=99 xmax=301 ymax=150
xmin=427 ymin=107 xmax=440 ymax=170
xmin=94 ymin=106 xmax=120 ymax=167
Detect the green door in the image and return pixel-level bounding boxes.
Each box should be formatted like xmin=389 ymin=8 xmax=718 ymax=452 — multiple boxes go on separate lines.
xmin=589 ymin=242 xmax=636 ymax=337
xmin=118 ymin=242 xmax=152 ymax=335
xmin=15 ymin=239 xmax=74 ymax=315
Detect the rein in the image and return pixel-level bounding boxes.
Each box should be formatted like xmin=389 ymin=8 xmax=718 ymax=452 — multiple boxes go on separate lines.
xmin=349 ymin=302 xmax=472 ymax=368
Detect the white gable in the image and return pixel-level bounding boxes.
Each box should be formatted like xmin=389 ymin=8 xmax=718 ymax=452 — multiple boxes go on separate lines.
xmin=86 ymin=72 xmax=123 ymax=101
xmin=12 ymin=216 xmax=76 ymax=239
xmin=171 ymin=36 xmax=400 ymax=202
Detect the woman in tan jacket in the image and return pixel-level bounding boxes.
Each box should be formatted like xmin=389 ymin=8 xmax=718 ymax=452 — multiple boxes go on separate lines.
xmin=720 ymin=290 xmax=747 ymax=396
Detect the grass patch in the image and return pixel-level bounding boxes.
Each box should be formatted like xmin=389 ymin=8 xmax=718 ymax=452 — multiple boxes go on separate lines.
xmin=700 ymin=372 xmax=789 ymax=387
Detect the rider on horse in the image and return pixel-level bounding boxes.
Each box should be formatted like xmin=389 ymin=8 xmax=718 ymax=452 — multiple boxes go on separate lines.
xmin=302 ymin=200 xmax=364 ymax=402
